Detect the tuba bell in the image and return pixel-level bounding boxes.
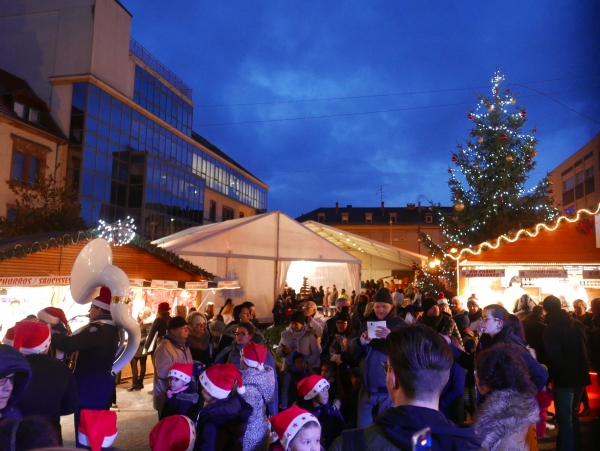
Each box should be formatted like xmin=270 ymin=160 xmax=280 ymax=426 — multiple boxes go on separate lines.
xmin=70 ymin=238 xmax=141 ymax=374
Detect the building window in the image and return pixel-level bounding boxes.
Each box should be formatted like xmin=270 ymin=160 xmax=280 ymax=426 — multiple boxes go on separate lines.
xmin=341 ymin=213 xmax=349 ymax=223
xmin=365 ymin=213 xmax=373 ymax=223
xmin=209 ymin=200 xmax=216 ymax=222
xmin=563 ymin=177 xmax=574 ymax=191
xmin=222 ymin=206 xmax=234 ymax=221
xmin=13 ymin=101 xmax=41 ymax=124
xmin=565 ymin=206 xmax=576 ymax=215
xmin=576 ymin=171 xmax=584 ymax=185
xmin=317 ymin=213 xmax=325 ymax=223
xmin=389 ymin=213 xmax=397 ymax=223
xmin=10 ymin=136 xmax=48 ymax=186
xmin=13 ymin=101 xmax=25 ymax=118
xmin=586 ymin=167 xmax=594 ymax=179
xmin=425 ymin=214 xmax=433 ymax=223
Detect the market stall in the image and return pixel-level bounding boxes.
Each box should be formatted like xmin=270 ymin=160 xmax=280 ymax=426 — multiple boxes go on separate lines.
xmin=449 ymin=204 xmax=600 ymax=310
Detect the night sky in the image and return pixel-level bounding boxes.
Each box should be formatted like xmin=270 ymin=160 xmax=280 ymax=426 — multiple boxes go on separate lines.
xmin=123 ymin=1 xmax=600 ymax=217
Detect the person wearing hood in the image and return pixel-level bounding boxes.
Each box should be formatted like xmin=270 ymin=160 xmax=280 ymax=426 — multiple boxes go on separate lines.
xmin=472 ymin=343 xmax=540 ymax=451
xmin=542 ymin=295 xmax=591 ymax=451
xmin=330 ymin=324 xmax=481 ymax=451
xmin=467 ymin=299 xmax=483 ymax=332
xmin=153 ymin=316 xmax=193 ymax=416
xmin=0 ymin=344 xmax=31 ymax=420
xmin=277 ymin=311 xmax=321 ymax=372
xmin=186 ymin=311 xmax=210 ymax=364
xmin=419 ymin=297 xmax=463 ymax=347
xmin=349 ymin=288 xmax=406 ymax=427
xmin=513 ymin=294 xmax=537 ymax=319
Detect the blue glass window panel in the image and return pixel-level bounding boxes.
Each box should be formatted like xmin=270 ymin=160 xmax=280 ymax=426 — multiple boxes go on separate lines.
xmin=87 ymin=94 xmax=100 ymax=118
xmin=146 ymin=167 xmax=153 ymax=185
xmin=120 ymin=132 xmax=129 ymax=147
xmin=72 ymin=90 xmax=86 ymax=112
xmin=121 ymin=113 xmax=131 ymax=134
xmin=131 ymin=119 xmax=140 ymax=138
xmin=110 ymin=129 xmax=120 ymax=144
xmin=81 ymin=171 xmax=94 ymax=197
xmin=95 ymin=153 xmax=108 ymax=176
xmin=86 ymin=116 xmax=98 ymax=133
xmin=139 ymin=123 xmax=147 ymax=144
xmin=134 ymin=75 xmax=140 ymax=94
xmin=153 ymin=131 xmax=160 ymax=149
xmin=99 ymin=101 xmax=111 ymax=124
xmin=153 ymin=188 xmax=159 ymax=204
xmin=94 ymin=176 xmax=107 ymax=201
xmin=83 ymin=148 xmax=96 ymax=171
xmin=80 ymin=198 xmax=92 ymax=224
xmin=109 ymin=142 xmax=120 ymax=157
xmin=96 ymin=137 xmax=108 ymax=154
xmin=90 ymin=84 xmax=100 ymax=96
xmin=111 ymin=107 xmax=121 ymax=129
xmin=132 ymin=110 xmax=140 ymax=121
xmin=98 ymin=122 xmax=110 ymax=138
xmin=85 ymin=132 xmax=97 ymax=149
xmin=146 ymin=187 xmax=153 ymax=202
xmin=91 ymin=201 xmax=102 ymax=225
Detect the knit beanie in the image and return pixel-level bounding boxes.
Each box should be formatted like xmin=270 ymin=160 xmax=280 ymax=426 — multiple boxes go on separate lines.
xmin=167 ymin=316 xmax=188 ymax=330
xmin=373 ymin=288 xmax=393 ymax=305
xmin=453 ymin=314 xmax=470 ymax=330
xmin=336 ymin=308 xmax=351 ymax=323
xmin=542 ymin=295 xmax=561 ymax=313
xmin=149 ymin=415 xmax=196 ymax=451
xmin=290 ymin=310 xmax=305 ymax=325
xmin=422 ymin=297 xmax=438 ymax=314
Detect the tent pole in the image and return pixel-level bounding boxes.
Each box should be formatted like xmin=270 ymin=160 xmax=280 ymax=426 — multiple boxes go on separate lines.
xmin=274 ymin=213 xmax=280 ymax=310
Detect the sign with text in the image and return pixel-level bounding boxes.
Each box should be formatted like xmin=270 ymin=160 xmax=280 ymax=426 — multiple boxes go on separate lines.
xmin=217 ymin=280 xmax=240 ymax=289
xmin=583 ymin=270 xmax=600 ymax=279
xmin=185 ymin=281 xmax=209 ymax=289
xmin=150 ymin=279 xmax=179 ymax=289
xmin=460 ymin=269 xmax=505 ymax=278
xmin=0 ymin=276 xmax=71 ymax=287
xmin=519 ymin=269 xmax=568 ymax=279
xmin=129 ymin=279 xmax=145 ymax=287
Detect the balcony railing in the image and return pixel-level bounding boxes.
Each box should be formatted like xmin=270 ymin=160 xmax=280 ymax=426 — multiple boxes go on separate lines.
xmin=129 ymin=38 xmax=193 ymax=101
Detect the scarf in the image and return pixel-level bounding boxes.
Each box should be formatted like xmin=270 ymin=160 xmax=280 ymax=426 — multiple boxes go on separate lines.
xmin=423 ymin=314 xmax=443 ymax=330
xmin=287 ymin=324 xmax=308 ymax=351
xmin=166 ymin=384 xmax=189 ymax=399
xmin=166 ymin=332 xmax=188 ymax=349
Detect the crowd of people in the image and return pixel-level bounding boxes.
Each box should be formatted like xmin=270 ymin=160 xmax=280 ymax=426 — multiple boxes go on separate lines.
xmin=0 ymin=283 xmax=599 ymax=451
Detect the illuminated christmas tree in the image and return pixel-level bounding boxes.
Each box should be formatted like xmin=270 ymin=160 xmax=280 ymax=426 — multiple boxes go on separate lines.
xmin=417 ymin=70 xmax=559 ymax=292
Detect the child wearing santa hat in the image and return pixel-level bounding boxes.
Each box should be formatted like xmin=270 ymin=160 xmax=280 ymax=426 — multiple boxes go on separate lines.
xmin=160 ymin=362 xmax=200 ymax=420
xmin=195 ymin=363 xmax=252 ymax=451
xmin=269 ymin=405 xmax=321 ymax=451
xmin=149 ymin=414 xmax=196 ymax=451
xmin=294 ymin=374 xmax=346 ymax=450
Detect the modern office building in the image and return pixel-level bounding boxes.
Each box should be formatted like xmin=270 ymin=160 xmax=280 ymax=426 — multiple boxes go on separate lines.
xmin=0 ymin=0 xmax=268 ymax=239
xmin=548 ymin=133 xmax=599 ymax=214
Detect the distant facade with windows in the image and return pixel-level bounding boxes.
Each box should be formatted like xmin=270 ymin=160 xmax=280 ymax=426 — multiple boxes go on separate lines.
xmin=548 ymin=133 xmax=599 ymax=215
xmin=296 ymin=202 xmax=452 ymax=256
xmin=0 ymin=0 xmax=268 ymax=239
xmin=0 ymin=68 xmax=68 ymax=219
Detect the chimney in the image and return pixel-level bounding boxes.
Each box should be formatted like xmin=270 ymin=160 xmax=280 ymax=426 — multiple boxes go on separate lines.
xmin=381 ymin=201 xmax=385 ymax=217
xmin=418 ymin=201 xmax=422 ymax=213
xmin=335 ymin=202 xmax=339 ymax=214
xmin=407 ymin=203 xmax=415 ymax=210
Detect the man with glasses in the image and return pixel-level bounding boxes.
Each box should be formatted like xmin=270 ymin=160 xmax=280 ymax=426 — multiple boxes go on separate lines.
xmin=0 ymin=344 xmax=31 ymax=420
xmin=330 ymin=325 xmax=481 ymax=451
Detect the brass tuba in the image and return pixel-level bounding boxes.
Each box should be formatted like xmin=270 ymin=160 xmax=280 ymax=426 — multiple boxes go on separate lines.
xmin=70 ymin=238 xmax=141 ymax=374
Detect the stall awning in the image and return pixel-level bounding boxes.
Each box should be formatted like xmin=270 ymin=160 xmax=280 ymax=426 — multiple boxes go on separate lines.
xmin=302 ymin=221 xmax=427 ymax=271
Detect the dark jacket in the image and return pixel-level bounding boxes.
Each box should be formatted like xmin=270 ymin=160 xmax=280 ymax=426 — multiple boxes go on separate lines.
xmin=325 ymin=313 xmax=362 ymax=339
xmin=543 ymin=309 xmax=591 ymax=387
xmin=329 ymin=405 xmax=481 ymax=451
xmin=590 ymin=314 xmax=600 ymax=372
xmin=296 ymin=399 xmax=346 ymax=450
xmin=145 ymin=312 xmax=170 ymax=353
xmin=51 ymin=315 xmax=120 ymax=409
xmin=522 ymin=314 xmax=546 ymax=364
xmin=0 ymin=345 xmax=31 ymax=420
xmin=420 ymin=314 xmax=463 ymax=346
xmin=194 ymin=392 xmax=252 ymax=451
xmin=161 ymin=382 xmax=200 ymax=420
xmin=350 ymin=309 xmax=406 ymax=394
xmin=440 ymin=346 xmax=467 ymax=425
xmin=479 ymin=327 xmax=548 ymax=391
xmin=15 ymin=354 xmax=79 ymax=424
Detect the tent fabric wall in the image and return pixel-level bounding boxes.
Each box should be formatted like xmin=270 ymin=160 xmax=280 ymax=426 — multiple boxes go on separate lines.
xmin=153 ymin=211 xmax=361 ymax=321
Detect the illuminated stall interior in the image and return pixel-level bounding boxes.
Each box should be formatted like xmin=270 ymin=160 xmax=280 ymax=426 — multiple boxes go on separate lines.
xmin=450 ymin=204 xmax=600 ymax=310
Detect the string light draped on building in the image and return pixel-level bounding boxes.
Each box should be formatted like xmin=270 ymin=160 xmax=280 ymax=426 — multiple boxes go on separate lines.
xmin=416 ymin=70 xmax=559 ymax=292
xmin=96 ymin=217 xmax=136 ymax=246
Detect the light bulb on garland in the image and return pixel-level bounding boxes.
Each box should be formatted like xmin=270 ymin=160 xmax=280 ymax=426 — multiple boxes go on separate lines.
xmin=96 ymin=217 xmax=136 ymax=246
xmin=454 ymin=201 xmax=465 ymax=212
xmin=451 ymin=156 xmax=457 ymax=162
xmin=478 ymin=137 xmax=484 ymax=143
xmin=532 ymin=149 xmax=537 ymax=157
xmin=501 ymin=134 xmax=508 ymax=140
xmin=506 ymin=155 xmax=513 ymax=162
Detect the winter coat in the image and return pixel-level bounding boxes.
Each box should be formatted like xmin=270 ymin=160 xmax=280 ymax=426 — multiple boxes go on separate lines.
xmin=161 ymin=382 xmax=200 ymax=420
xmin=217 ymin=321 xmax=239 ymax=355
xmin=0 ymin=345 xmax=31 ymax=420
xmin=440 ymin=351 xmax=467 ymax=425
xmin=277 ymin=326 xmax=321 ymax=370
xmin=473 ymin=389 xmax=540 ymax=451
xmin=144 ymin=312 xmax=170 ymax=353
xmin=350 ymin=309 xmax=406 ymax=394
xmin=522 ymin=315 xmax=546 ymax=365
xmin=329 ymin=405 xmax=481 ymax=451
xmin=479 ymin=327 xmax=548 ymax=391
xmin=240 ymin=367 xmax=275 ymax=451
xmin=15 ymin=354 xmax=79 ymax=425
xmin=153 ymin=333 xmax=193 ymax=412
xmin=543 ymin=309 xmax=591 ymax=387
xmin=194 ymin=392 xmax=253 ymax=451
xmin=296 ymin=399 xmax=346 ymax=450
xmin=187 ymin=313 xmax=210 ymax=363
xmin=419 ymin=314 xmax=464 ymax=346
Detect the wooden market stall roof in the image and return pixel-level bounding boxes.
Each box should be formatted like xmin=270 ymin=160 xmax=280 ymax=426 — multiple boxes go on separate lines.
xmin=0 ymin=230 xmax=214 ymax=280
xmin=451 ymin=204 xmax=600 ymax=265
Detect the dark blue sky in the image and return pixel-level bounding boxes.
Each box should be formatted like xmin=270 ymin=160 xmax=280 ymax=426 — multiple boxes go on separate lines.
xmin=123 ymin=1 xmax=600 ymax=217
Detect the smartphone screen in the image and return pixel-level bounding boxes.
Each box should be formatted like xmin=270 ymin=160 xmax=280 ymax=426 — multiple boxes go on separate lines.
xmin=412 ymin=427 xmax=432 ymax=451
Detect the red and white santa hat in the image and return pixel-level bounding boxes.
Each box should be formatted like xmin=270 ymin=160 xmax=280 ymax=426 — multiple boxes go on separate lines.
xmin=149 ymin=414 xmax=196 ymax=451
xmin=297 ymin=375 xmax=330 ymax=400
xmin=2 ymin=327 xmax=15 ymax=346
xmin=269 ymin=405 xmax=319 ymax=451
xmin=199 ymin=363 xmax=245 ymax=400
xmin=12 ymin=321 xmax=51 ymax=355
xmin=240 ymin=342 xmax=268 ymax=371
xmin=37 ymin=307 xmax=69 ymax=327
xmin=168 ymin=362 xmax=193 ymax=384
xmin=437 ymin=292 xmax=447 ymax=304
xmin=92 ymin=286 xmax=112 ymax=310
xmin=78 ymin=409 xmax=118 ymax=451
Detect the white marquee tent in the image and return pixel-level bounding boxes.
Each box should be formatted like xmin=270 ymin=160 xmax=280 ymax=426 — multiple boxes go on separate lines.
xmin=152 ymin=211 xmax=361 ymax=320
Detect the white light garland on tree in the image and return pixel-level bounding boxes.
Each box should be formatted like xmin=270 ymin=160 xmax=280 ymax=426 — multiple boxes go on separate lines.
xmin=96 ymin=217 xmax=136 ymax=246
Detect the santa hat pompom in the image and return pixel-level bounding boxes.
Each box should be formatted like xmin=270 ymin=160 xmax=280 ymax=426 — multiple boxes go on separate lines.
xmin=199 ymin=363 xmax=244 ymax=399
xmin=297 ymin=375 xmax=330 ymax=400
xmin=13 ymin=321 xmax=51 ymax=355
xmin=149 ymin=414 xmax=196 ymax=451
xmin=269 ymin=406 xmax=319 ymax=451
xmin=78 ymin=409 xmax=118 ymax=451
xmin=240 ymin=342 xmax=268 ymax=371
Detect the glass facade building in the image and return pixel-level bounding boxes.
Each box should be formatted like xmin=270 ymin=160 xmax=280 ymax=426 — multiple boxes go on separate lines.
xmin=67 ymin=63 xmax=268 ymax=239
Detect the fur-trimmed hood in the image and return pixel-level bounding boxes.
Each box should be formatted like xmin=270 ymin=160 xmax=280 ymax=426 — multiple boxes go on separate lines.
xmin=473 ymin=389 xmax=539 ymax=451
